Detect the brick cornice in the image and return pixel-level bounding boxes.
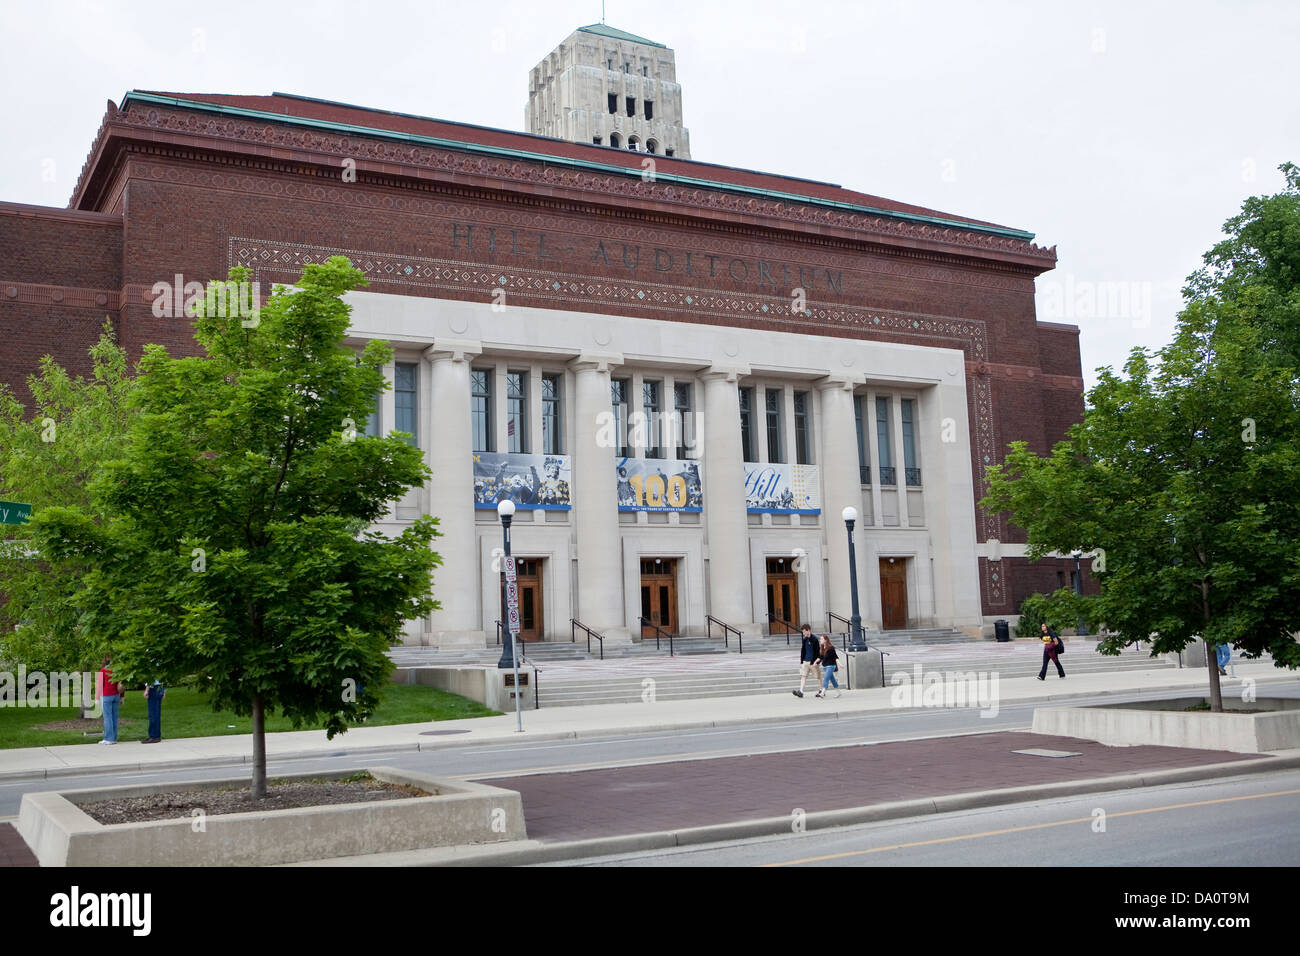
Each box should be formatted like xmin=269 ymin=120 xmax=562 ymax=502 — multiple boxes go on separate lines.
xmin=75 ymin=101 xmax=1057 ymax=274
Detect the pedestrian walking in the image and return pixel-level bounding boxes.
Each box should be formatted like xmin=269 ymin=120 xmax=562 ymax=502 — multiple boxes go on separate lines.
xmin=792 ymin=623 xmax=821 ymax=698
xmin=816 ymin=635 xmax=841 ymax=699
xmin=1037 ymin=623 xmax=1065 ymax=680
xmin=142 ymin=680 xmax=166 ymax=743
xmin=98 ymin=655 xmax=120 ymax=745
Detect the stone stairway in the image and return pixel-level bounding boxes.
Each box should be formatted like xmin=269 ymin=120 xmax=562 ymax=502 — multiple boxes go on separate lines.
xmin=526 ymin=643 xmax=1180 ymax=709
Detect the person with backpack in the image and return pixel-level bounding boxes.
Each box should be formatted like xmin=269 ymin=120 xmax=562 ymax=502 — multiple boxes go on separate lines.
xmin=792 ymin=623 xmax=821 ymax=698
xmin=816 ymin=634 xmax=842 ymax=699
xmin=1037 ymin=622 xmax=1065 ymax=680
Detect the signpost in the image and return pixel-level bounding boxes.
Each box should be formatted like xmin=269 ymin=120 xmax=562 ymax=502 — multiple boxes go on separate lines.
xmin=0 ymin=501 xmax=32 ymax=525
xmin=504 ymin=557 xmax=522 ymax=732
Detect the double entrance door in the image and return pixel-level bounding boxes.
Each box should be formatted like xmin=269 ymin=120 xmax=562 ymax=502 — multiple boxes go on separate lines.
xmin=640 ymin=558 xmax=678 ymax=638
xmin=500 ymin=558 xmax=543 ymax=642
xmin=766 ymin=557 xmax=800 ymax=633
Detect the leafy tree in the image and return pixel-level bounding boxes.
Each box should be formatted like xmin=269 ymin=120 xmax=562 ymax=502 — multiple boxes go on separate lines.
xmin=33 ymin=259 xmax=440 ymax=795
xmin=1186 ymin=161 xmax=1300 ymax=368
xmin=0 ymin=324 xmax=137 ymax=693
xmin=984 ymin=167 xmax=1300 ymax=712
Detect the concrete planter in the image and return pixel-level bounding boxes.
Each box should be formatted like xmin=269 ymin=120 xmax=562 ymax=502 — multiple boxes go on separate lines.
xmin=18 ymin=766 xmax=526 ymax=867
xmin=394 ymin=665 xmax=537 ymax=712
xmin=1032 ymin=698 xmax=1300 ymax=753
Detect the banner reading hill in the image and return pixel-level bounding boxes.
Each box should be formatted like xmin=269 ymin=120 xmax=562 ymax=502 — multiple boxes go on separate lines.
xmin=31 ymin=258 xmax=441 ymax=798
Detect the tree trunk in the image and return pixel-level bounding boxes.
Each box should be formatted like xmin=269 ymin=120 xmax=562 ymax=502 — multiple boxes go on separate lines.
xmin=1201 ymin=578 xmax=1222 ymax=713
xmin=1206 ymin=646 xmax=1223 ymax=713
xmin=251 ymin=694 xmax=266 ymax=799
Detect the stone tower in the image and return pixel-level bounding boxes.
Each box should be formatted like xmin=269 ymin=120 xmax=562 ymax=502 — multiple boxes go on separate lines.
xmin=526 ymin=23 xmax=691 ymax=159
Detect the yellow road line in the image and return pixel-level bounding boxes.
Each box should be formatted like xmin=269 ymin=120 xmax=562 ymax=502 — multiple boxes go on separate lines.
xmin=763 ymin=787 xmax=1300 ymax=866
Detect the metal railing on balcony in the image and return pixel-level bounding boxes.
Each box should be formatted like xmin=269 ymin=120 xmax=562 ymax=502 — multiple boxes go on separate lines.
xmin=879 ymin=466 xmax=896 ymax=486
xmin=859 ymin=464 xmax=871 ymax=485
xmin=905 ymin=467 xmax=922 ymax=487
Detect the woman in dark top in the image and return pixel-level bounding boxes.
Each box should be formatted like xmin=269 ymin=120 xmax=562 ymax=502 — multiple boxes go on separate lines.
xmin=816 ymin=635 xmax=842 ymax=699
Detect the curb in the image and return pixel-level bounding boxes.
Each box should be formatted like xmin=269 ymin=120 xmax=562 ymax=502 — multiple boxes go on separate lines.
xmin=2 ymin=673 xmax=1295 ymax=783
xmin=406 ymin=751 xmax=1300 ymax=867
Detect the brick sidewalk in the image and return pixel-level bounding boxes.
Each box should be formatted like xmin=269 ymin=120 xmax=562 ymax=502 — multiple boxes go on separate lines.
xmin=0 ymin=824 xmax=37 ymax=867
xmin=476 ymin=732 xmax=1267 ymax=842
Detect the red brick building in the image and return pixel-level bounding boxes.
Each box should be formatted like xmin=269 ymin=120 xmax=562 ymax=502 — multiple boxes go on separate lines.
xmin=0 ymin=87 xmax=1089 ymax=643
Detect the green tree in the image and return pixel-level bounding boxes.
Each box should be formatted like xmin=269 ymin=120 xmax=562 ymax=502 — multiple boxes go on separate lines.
xmin=0 ymin=324 xmax=137 ymax=690
xmin=33 ymin=259 xmax=440 ymax=795
xmin=984 ymin=167 xmax=1300 ymax=712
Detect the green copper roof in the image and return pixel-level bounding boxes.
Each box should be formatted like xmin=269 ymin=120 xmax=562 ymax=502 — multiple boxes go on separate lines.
xmin=577 ymin=23 xmax=666 ymax=48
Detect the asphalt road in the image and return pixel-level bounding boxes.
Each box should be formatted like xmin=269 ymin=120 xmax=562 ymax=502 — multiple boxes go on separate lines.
xmin=561 ymin=768 xmax=1300 ymax=867
xmin=3 ymin=681 xmax=1298 ymax=824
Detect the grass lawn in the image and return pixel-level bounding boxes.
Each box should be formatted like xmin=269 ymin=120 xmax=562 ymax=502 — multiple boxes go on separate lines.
xmin=0 ymin=684 xmax=500 ymax=750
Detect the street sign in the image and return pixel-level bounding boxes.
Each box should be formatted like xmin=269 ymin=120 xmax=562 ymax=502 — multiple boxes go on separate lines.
xmin=505 ymin=578 xmax=520 ymax=632
xmin=503 ymin=556 xmax=521 ymax=631
xmin=0 ymin=501 xmax=32 ymax=526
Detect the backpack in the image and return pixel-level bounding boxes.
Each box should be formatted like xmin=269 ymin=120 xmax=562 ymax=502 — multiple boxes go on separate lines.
xmin=1054 ymin=634 xmax=1065 ymax=654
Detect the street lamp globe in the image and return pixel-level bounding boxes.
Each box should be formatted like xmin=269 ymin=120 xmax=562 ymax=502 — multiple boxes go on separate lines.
xmin=841 ymin=506 xmax=858 ymax=524
xmin=497 ymin=499 xmax=516 ymax=520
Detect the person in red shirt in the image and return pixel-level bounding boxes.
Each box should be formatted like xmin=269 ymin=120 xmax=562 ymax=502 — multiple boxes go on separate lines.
xmin=98 ymin=655 xmax=121 ymax=744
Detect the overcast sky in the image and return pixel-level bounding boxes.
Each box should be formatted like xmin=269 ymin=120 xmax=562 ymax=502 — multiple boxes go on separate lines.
xmin=2 ymin=0 xmax=1296 ymax=390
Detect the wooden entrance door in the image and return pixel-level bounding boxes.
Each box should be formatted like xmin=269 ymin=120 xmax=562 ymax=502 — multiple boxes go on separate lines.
xmin=879 ymin=558 xmax=908 ymax=630
xmin=639 ymin=558 xmax=678 ymax=638
xmin=765 ymin=557 xmax=800 ymax=633
xmin=501 ymin=559 xmax=544 ymax=642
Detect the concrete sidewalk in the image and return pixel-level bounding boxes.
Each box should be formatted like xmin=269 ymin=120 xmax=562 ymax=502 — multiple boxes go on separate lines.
xmin=2 ymin=659 xmax=1293 ymax=782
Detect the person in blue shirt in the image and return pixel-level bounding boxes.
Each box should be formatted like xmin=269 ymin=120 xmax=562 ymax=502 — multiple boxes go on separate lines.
xmin=141 ymin=680 xmax=166 ymax=743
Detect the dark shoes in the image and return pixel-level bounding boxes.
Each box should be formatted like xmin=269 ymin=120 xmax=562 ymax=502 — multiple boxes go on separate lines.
xmin=793 ymin=690 xmax=804 ymax=698
xmin=141 ymin=737 xmax=161 ymax=744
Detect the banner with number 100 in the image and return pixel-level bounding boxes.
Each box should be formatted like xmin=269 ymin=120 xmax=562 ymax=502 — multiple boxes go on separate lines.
xmin=615 ymin=457 xmax=703 ymax=512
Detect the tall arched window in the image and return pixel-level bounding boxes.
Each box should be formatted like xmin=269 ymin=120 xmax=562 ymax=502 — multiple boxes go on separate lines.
xmin=646 ymin=139 xmax=658 ymax=154
xmin=610 ymin=132 xmax=622 ymax=148
xmin=627 ymin=135 xmax=640 ymax=151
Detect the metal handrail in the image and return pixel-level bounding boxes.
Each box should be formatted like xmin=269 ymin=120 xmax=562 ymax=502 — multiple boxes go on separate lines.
xmin=706 ymin=614 xmax=743 ymax=654
xmin=571 ymin=618 xmax=606 ymax=660
xmin=827 ymin=611 xmax=850 ymax=633
xmin=768 ymin=613 xmax=798 ymax=645
xmin=639 ymin=616 xmax=674 ymax=656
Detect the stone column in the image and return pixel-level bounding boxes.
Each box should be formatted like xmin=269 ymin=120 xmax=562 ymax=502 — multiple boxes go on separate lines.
xmin=818 ymin=374 xmax=870 ymax=628
xmin=701 ymin=365 xmax=761 ymax=635
xmin=569 ymin=352 xmax=631 ymax=641
xmin=424 ymin=340 xmax=484 ymax=648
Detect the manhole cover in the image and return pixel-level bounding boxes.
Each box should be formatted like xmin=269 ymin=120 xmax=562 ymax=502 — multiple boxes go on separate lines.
xmin=1012 ymin=748 xmax=1082 ymax=758
xmin=420 ymin=729 xmax=471 ymax=736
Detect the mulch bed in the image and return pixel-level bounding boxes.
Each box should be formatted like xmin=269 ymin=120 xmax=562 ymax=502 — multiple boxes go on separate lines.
xmin=75 ymin=774 xmax=427 ymax=824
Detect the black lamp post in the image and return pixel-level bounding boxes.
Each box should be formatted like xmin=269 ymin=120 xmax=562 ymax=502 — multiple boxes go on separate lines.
xmin=1071 ymin=549 xmax=1089 ymax=637
xmin=842 ymin=506 xmax=868 ymax=651
xmin=496 ymin=499 xmax=518 ymax=669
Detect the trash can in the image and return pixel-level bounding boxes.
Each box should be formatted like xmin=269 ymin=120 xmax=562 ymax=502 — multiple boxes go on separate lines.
xmin=994 ymin=620 xmax=1010 ymax=642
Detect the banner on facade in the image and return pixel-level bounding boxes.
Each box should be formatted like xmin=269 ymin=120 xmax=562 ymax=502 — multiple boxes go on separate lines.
xmin=616 ymin=457 xmax=703 ymax=512
xmin=745 ymin=463 xmax=821 ymax=514
xmin=473 ymin=452 xmax=572 ymax=509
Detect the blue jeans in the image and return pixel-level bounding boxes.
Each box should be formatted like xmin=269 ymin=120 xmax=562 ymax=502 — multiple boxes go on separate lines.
xmin=102 ymin=693 xmax=120 ymax=741
xmin=822 ymin=665 xmax=839 ymax=690
xmin=147 ymin=692 xmax=163 ymax=739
